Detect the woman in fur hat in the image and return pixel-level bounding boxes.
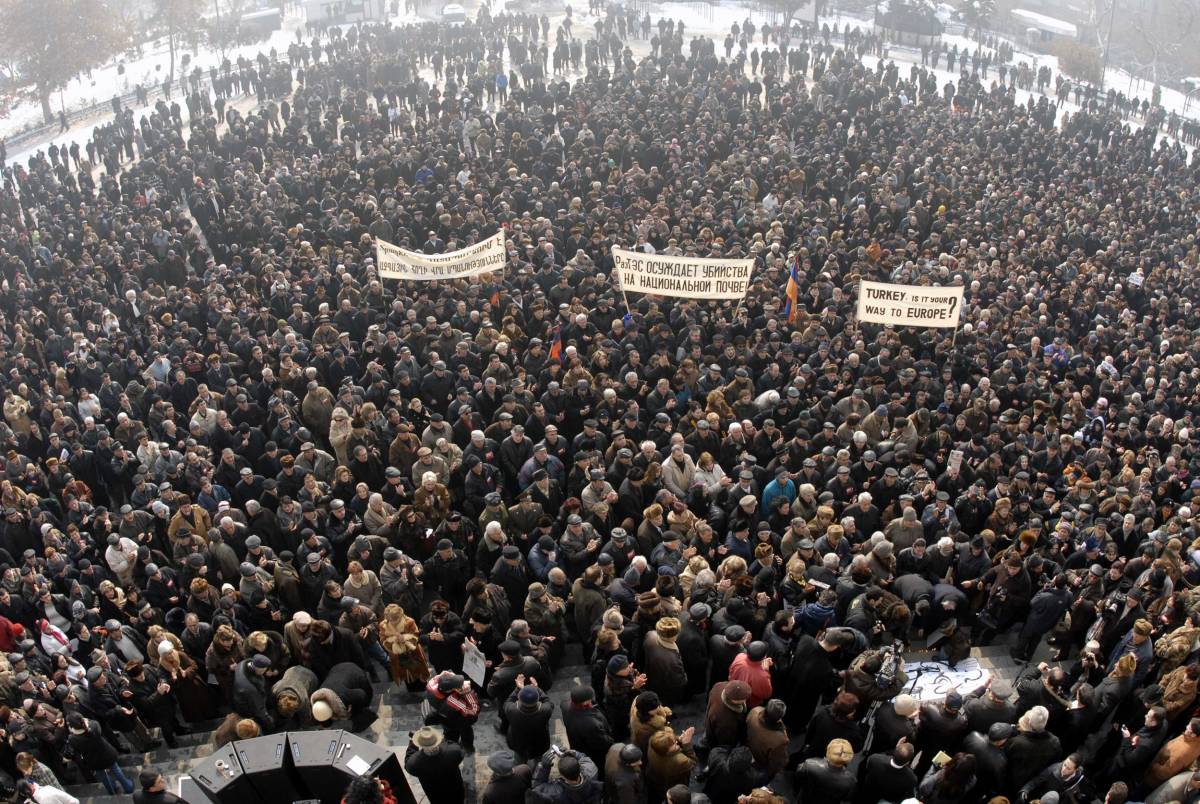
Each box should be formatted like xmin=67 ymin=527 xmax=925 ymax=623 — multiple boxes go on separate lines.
xmin=379 ymin=603 xmax=428 ymax=691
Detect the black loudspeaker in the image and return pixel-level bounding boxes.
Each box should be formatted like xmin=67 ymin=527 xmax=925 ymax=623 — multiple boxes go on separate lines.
xmin=233 ymin=733 xmax=307 ymax=803
xmin=189 ymin=742 xmax=264 ymax=804
xmin=332 ymin=730 xmax=414 ymax=804
xmin=288 ymin=729 xmax=415 ymax=804
xmin=288 ymin=729 xmax=349 ymax=803
xmin=176 ymin=775 xmax=208 ymax=804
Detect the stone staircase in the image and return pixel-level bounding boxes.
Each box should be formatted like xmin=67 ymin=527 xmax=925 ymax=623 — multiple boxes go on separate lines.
xmin=67 ymin=633 xmax=1042 ymax=804
xmin=67 ymin=719 xmax=223 ymax=804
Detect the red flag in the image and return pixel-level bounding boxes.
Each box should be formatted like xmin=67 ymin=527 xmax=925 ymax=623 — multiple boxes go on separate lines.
xmin=548 ymin=324 xmax=563 ymax=363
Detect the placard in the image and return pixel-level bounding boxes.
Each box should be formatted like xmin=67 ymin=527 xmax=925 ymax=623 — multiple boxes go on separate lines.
xmin=948 ymin=449 xmax=963 ymax=472
xmin=462 ymin=640 xmax=487 ymax=687
xmin=376 ymin=231 xmax=506 ymax=280
xmin=857 ymin=280 xmax=964 ymax=328
xmin=612 ymin=248 xmax=753 ymax=300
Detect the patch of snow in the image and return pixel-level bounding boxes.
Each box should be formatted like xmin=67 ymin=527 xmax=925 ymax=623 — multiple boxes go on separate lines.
xmin=1010 ymin=8 xmax=1077 ymax=39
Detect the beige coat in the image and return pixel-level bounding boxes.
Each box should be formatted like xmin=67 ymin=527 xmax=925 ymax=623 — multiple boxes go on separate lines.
xmin=1146 ymin=730 xmax=1200 ymax=787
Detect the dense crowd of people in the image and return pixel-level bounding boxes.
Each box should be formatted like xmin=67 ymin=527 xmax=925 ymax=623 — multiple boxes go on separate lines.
xmin=0 ymin=2 xmax=1199 ymax=804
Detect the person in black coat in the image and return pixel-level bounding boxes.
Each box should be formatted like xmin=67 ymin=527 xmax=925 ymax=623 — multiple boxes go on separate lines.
xmin=231 ymin=654 xmax=275 ymax=730
xmin=804 ymin=692 xmax=866 ymax=760
xmin=66 ymin=714 xmax=133 ymax=795
xmin=963 ymin=680 xmax=1017 ymax=734
xmin=865 ymin=694 xmax=919 ymax=755
xmin=1013 ymin=574 xmax=1073 ymax=661
xmin=676 ymin=603 xmax=711 ymax=697
xmin=703 ymin=745 xmax=764 ymax=804
xmin=560 ymin=685 xmax=614 ymax=772
xmin=404 ymin=727 xmax=465 ymax=804
xmin=420 ymin=601 xmax=466 ymax=673
xmin=304 ymin=619 xmax=366 ymax=679
xmin=127 ymin=660 xmax=186 ymax=748
xmin=133 ymin=771 xmax=184 ymax=804
xmin=783 ymin=630 xmax=845 ymax=732
xmin=1018 ymin=754 xmax=1085 ymax=804
xmin=796 ymin=738 xmax=857 ymax=803
xmin=422 ymin=540 xmax=472 ymax=611
xmin=488 ymin=640 xmax=542 ymax=723
xmin=708 ymin=625 xmax=746 ymax=686
xmin=854 ymin=741 xmax=918 ymax=804
xmin=490 ymin=545 xmax=531 ymax=613
xmin=1004 ymin=706 xmax=1062 ymax=792
xmin=481 ymin=750 xmax=533 ymax=804
xmin=915 ymin=692 xmax=970 ymax=776
xmin=962 ymin=723 xmax=1012 ymax=797
xmin=503 ymin=681 xmax=553 ymax=764
xmin=319 ymin=661 xmax=375 ymax=730
xmin=1107 ymin=706 xmax=1169 ymax=787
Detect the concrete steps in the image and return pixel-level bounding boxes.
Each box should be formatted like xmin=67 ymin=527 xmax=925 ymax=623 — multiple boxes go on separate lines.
xmin=69 ymin=635 xmax=1042 ymax=804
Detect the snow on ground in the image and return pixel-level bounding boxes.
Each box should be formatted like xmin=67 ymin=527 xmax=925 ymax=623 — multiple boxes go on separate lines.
xmin=6 ymin=0 xmax=1194 ymax=168
xmin=0 ymin=3 xmax=432 ymax=143
xmin=3 ymin=4 xmax=434 ymax=164
xmin=0 ymin=19 xmax=300 ymax=140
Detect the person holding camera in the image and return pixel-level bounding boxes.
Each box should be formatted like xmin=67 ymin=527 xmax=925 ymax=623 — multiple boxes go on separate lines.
xmin=973 ymin=553 xmax=1034 ymax=647
xmin=531 ymin=747 xmax=602 ymax=803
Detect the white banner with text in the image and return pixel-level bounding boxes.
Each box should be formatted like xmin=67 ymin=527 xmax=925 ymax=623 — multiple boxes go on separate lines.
xmin=376 ymin=231 xmax=506 ymax=280
xmin=612 ymin=248 xmax=754 ymax=300
xmin=857 ymin=280 xmax=964 ymax=328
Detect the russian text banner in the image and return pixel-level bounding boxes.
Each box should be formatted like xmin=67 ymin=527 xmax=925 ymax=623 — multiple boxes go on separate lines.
xmin=612 ymin=248 xmax=753 ymax=300
xmin=377 ymin=231 xmax=506 ymax=280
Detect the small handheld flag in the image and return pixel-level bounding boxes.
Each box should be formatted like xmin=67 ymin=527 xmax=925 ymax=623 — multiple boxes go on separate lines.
xmin=783 ymin=254 xmax=802 ymax=325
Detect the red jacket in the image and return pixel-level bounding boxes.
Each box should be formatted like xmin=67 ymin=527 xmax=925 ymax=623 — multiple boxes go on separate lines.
xmin=0 ymin=616 xmax=24 ymax=653
xmin=728 ymin=653 xmax=773 ymax=708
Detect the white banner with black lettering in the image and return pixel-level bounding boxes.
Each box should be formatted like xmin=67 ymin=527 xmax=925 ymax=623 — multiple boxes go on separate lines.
xmin=857 ymin=280 xmax=964 ymax=328
xmin=376 ymin=231 xmax=506 ymax=281
xmin=612 ymin=247 xmax=754 ymax=300
xmin=900 ymin=658 xmax=991 ymax=702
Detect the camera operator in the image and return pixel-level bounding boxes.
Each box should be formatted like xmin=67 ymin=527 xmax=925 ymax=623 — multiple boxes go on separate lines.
xmin=973 ymin=553 xmax=1033 ymax=647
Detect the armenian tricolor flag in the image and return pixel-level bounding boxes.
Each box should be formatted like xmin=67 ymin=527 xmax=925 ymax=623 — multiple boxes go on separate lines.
xmin=548 ymin=323 xmax=563 ymax=363
xmin=783 ymin=253 xmax=802 ymax=325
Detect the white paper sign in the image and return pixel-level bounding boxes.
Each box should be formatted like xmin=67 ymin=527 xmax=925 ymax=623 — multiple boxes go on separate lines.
xmin=462 ymin=641 xmax=487 ymax=687
xmin=345 ymin=755 xmax=372 ymax=776
xmin=376 ymin=231 xmax=506 ymax=281
xmin=900 ymin=658 xmax=991 ymax=702
xmin=857 ymin=280 xmax=964 ymax=328
xmin=948 ymin=450 xmax=963 ymax=472
xmin=612 ymin=247 xmax=754 ymax=300
xmin=1127 ymin=272 xmax=1144 ymax=287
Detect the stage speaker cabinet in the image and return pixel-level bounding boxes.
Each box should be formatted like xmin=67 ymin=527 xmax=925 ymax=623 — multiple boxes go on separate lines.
xmin=332 ymin=730 xmax=414 ymax=804
xmin=232 ymin=733 xmax=307 ymax=803
xmin=189 ymin=742 xmax=264 ymax=804
xmin=176 ymin=775 xmax=208 ymax=804
xmin=288 ymin=728 xmax=348 ymax=803
xmin=288 ymin=729 xmax=415 ymax=804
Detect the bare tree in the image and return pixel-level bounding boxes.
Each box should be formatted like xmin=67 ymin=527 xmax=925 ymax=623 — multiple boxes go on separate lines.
xmin=0 ymin=0 xmax=129 ymax=123
xmin=1125 ymin=0 xmax=1196 ymax=86
xmin=155 ymin=0 xmax=206 ymax=85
